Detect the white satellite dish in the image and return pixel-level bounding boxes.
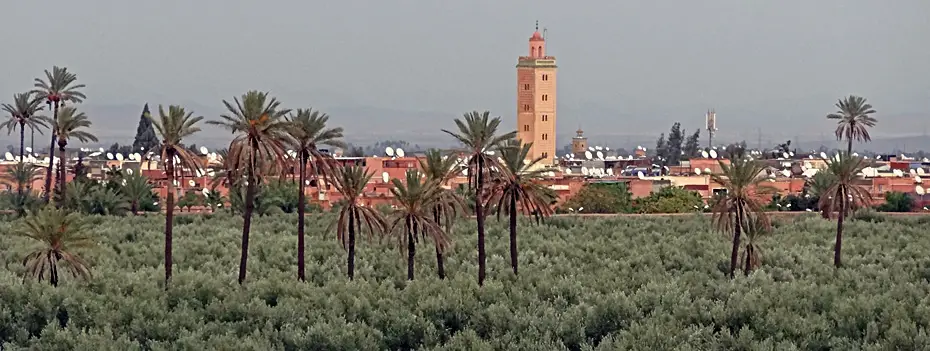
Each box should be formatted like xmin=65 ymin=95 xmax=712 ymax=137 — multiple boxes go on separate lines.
xmin=694 ymin=167 xmax=702 ymax=175
xmin=126 ymin=168 xmax=133 ymax=175
xmin=781 ymin=169 xmax=791 ymax=177
xmin=3 ymin=152 xmax=12 ymax=161
xmin=782 ymin=152 xmax=790 ymax=159
xmin=195 ymin=169 xmax=205 ymax=177
xmin=918 ymin=168 xmax=926 ymax=175
xmin=381 ymin=171 xmax=389 ymax=183
xmin=199 ymin=146 xmax=209 ymax=155
xmin=116 ymin=153 xmax=124 ymax=161
xmin=106 ymin=152 xmax=114 ymax=160
xmin=208 ymin=170 xmax=216 ymax=177
xmin=202 ymin=188 xmax=209 ymax=195
xmin=396 ymin=148 xmax=405 ymax=158
xmin=596 ymin=151 xmax=604 ymax=159
xmin=704 ymin=168 xmax=712 ymax=174
xmin=127 ymin=153 xmax=136 ymax=161
xmin=819 ymin=152 xmax=827 ymax=159
xmin=172 ymin=180 xmax=179 ymax=186
xmin=385 ymin=147 xmax=395 ymax=157
xmin=636 ymin=171 xmax=645 ymax=179
xmin=915 ymin=175 xmax=922 ymax=183
xmin=564 ymin=168 xmax=572 ymax=175
xmin=917 ymin=186 xmax=926 ymax=195
xmin=701 ymin=150 xmax=709 ymax=158
xmin=584 ymin=151 xmax=593 ymax=160
xmin=789 ymin=151 xmax=795 ymax=157
xmin=581 ymin=166 xmax=589 ymax=175
xmin=547 ymin=171 xmax=555 ymax=177
xmin=188 ymin=179 xmax=196 ymax=187
xmin=25 ymin=147 xmax=32 ymax=153
xmin=588 ymin=147 xmax=595 ymax=152
xmin=606 ymin=168 xmax=613 ymax=176
xmin=709 ymin=150 xmax=718 ymax=159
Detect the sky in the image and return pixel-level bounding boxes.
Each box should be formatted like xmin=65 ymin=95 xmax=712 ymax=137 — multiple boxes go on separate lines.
xmin=1 ymin=0 xmax=929 ymax=149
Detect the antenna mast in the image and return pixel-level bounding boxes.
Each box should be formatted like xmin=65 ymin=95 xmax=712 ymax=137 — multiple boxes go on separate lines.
xmin=705 ymin=109 xmax=717 ymax=148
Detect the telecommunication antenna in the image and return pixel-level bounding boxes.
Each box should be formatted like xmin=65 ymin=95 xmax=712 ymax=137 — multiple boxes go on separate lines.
xmin=705 ymin=109 xmax=717 ymax=148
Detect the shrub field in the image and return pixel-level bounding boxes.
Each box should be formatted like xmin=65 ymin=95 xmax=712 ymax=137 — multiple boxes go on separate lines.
xmin=2 ymin=213 xmax=930 ymax=350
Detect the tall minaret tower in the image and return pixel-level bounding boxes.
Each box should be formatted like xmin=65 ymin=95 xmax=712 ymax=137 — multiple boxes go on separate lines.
xmin=516 ymin=21 xmax=557 ymax=164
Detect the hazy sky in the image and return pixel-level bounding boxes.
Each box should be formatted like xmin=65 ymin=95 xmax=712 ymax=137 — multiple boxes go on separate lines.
xmin=2 ymin=0 xmax=929 ymax=146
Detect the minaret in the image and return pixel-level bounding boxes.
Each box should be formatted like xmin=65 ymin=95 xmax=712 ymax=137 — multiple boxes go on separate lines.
xmin=516 ymin=21 xmax=557 ymax=164
xmin=571 ymin=127 xmax=588 ymax=155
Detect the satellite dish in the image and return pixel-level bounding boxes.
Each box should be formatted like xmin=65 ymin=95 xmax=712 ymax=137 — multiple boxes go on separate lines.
xmin=781 ymin=169 xmax=791 ymax=177
xmin=547 ymin=171 xmax=555 ymax=177
xmin=199 ymin=146 xmax=209 ymax=155
xmin=694 ymin=167 xmax=702 ymax=175
xmin=564 ymin=168 xmax=572 ymax=175
xmin=704 ymin=168 xmax=712 ymax=174
xmin=195 ymin=169 xmax=205 ymax=177
xmin=588 ymin=147 xmax=595 ymax=151
xmin=606 ymin=168 xmax=613 ymax=176
xmin=3 ymin=152 xmax=12 ymax=161
xmin=396 ymin=148 xmax=406 ymax=158
xmin=208 ymin=170 xmax=216 ymax=177
xmin=116 ymin=153 xmax=124 ymax=161
xmin=25 ymin=147 xmax=32 ymax=153
xmin=581 ymin=166 xmax=588 ymax=175
xmin=584 ymin=151 xmax=593 ymax=160
xmin=596 ymin=151 xmax=604 ymax=159
xmin=385 ymin=147 xmax=395 ymax=157
xmin=701 ymin=150 xmax=709 ymax=158
xmin=636 ymin=171 xmax=645 ymax=179
xmin=910 ymin=169 xmax=917 ymax=176
xmin=915 ymin=175 xmax=923 ymax=183
xmin=106 ymin=152 xmax=114 ymax=160
xmin=172 ymin=180 xmax=179 ymax=186
xmin=789 ymin=151 xmax=795 ymax=157
xmin=381 ymin=171 xmax=389 ymax=183
xmin=782 ymin=152 xmax=790 ymax=159
xmin=819 ymin=152 xmax=827 ymax=159
xmin=125 ymin=168 xmax=134 ymax=175
xmin=709 ymin=150 xmax=718 ymax=159
xmin=188 ymin=179 xmax=196 ymax=187
xmin=917 ymin=185 xmax=926 ymax=195
xmin=202 ymin=188 xmax=209 ymax=195
xmin=918 ymin=168 xmax=926 ymax=175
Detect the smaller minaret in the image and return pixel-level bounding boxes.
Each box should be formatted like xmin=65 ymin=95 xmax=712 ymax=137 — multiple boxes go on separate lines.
xmin=571 ymin=127 xmax=588 ymax=155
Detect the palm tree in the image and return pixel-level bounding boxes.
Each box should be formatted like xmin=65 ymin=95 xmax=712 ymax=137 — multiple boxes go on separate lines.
xmin=741 ymin=216 xmax=770 ymax=275
xmin=330 ymin=164 xmax=386 ymax=280
xmin=121 ymin=171 xmax=154 ymax=215
xmin=710 ymin=157 xmax=774 ymax=278
xmin=13 ymin=206 xmax=94 ymax=286
xmin=148 ymin=105 xmax=204 ymax=286
xmin=1 ymin=92 xmax=48 ymax=162
xmin=285 ymin=108 xmax=345 ymax=281
xmin=807 ymin=171 xmax=838 ymax=218
xmin=32 ymin=66 xmax=87 ymax=203
xmin=52 ymin=107 xmax=98 ymax=206
xmin=441 ymin=111 xmax=516 ymax=286
xmin=1 ymin=163 xmax=44 ymax=216
xmin=388 ymin=169 xmax=450 ymax=280
xmin=208 ymin=91 xmax=291 ymax=284
xmin=486 ymin=140 xmax=555 ymax=276
xmin=818 ymin=152 xmax=872 ymax=268
xmin=418 ymin=149 xmax=465 ymax=279
xmin=827 ymin=95 xmax=877 ymax=154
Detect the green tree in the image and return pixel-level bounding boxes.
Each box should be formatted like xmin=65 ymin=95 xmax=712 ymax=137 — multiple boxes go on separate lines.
xmin=52 ymin=106 xmax=98 ymax=206
xmin=486 ymin=140 xmax=555 ymax=275
xmin=667 ymin=123 xmax=684 ymax=164
xmin=131 ymin=103 xmax=160 ymax=153
xmin=635 ymin=186 xmax=703 ymax=214
xmin=827 ymin=95 xmax=878 ymax=154
xmin=819 ymin=153 xmax=872 ymax=267
xmin=710 ymin=157 xmax=773 ymax=278
xmin=14 ymin=206 xmax=94 ymax=286
xmin=286 ymin=108 xmax=345 ymax=282
xmin=120 ymin=171 xmax=156 ymax=215
xmin=562 ymin=183 xmax=632 ymax=214
xmin=32 ymin=66 xmax=86 ymax=204
xmin=442 ymin=111 xmax=516 ymax=286
xmin=419 ymin=149 xmax=466 ymax=279
xmin=149 ymin=104 xmax=204 ymax=287
xmin=388 ymin=169 xmax=449 ymax=280
xmin=0 ymin=163 xmax=44 ymax=215
xmin=1 ymin=92 xmax=48 ymax=163
xmin=654 ymin=133 xmax=668 ymax=165
xmin=878 ymin=192 xmax=914 ymax=212
xmin=330 ymin=164 xmax=387 ymax=280
xmin=208 ymin=91 xmax=291 ymax=285
xmin=684 ymin=129 xmax=701 ymax=159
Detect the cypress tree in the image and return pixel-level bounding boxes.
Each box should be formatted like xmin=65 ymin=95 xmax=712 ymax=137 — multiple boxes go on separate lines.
xmin=132 ymin=104 xmax=160 ymax=153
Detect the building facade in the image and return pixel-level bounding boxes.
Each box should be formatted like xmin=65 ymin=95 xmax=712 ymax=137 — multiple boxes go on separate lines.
xmin=516 ymin=25 xmax=557 ymax=164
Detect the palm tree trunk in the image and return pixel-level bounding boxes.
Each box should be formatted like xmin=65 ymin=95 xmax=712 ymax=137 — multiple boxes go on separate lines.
xmin=847 ymin=139 xmax=853 ymax=155
xmin=434 ymin=209 xmax=445 ymax=279
xmin=729 ymin=204 xmax=743 ymax=278
xmin=49 ymin=253 xmax=59 ymax=287
xmin=743 ymin=245 xmax=752 ymax=275
xmin=165 ymin=152 xmax=176 ymax=288
xmin=297 ymin=154 xmax=307 ymax=282
xmin=347 ymin=208 xmax=356 ymax=280
xmin=131 ymin=201 xmax=138 ymax=215
xmin=239 ymin=164 xmax=257 ymax=285
xmin=835 ymin=198 xmax=846 ymax=268
xmin=17 ymin=122 xmax=26 ymax=197
xmin=57 ymin=144 xmax=67 ymax=206
xmin=407 ymin=218 xmax=416 ymax=280
xmin=509 ymin=194 xmax=518 ymax=276
xmin=44 ymin=102 xmax=58 ymax=204
xmin=476 ymin=159 xmax=487 ymax=286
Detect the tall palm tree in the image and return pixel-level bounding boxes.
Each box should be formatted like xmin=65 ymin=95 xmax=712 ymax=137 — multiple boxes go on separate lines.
xmin=419 ymin=149 xmax=465 ymax=279
xmin=32 ymin=66 xmax=86 ymax=203
xmin=486 ymin=140 xmax=555 ymax=276
xmin=741 ymin=216 xmax=770 ymax=275
xmin=1 ymin=92 xmax=48 ymax=162
xmin=710 ymin=157 xmax=774 ymax=278
xmin=148 ymin=105 xmax=204 ymax=286
xmin=818 ymin=152 xmax=872 ymax=268
xmin=827 ymin=95 xmax=877 ymax=154
xmin=285 ymin=108 xmax=345 ymax=281
xmin=442 ymin=111 xmax=516 ymax=286
xmin=208 ymin=91 xmax=291 ymax=284
xmin=52 ymin=107 xmax=97 ymax=206
xmin=389 ymin=169 xmax=450 ymax=280
xmin=13 ymin=206 xmax=94 ymax=286
xmin=121 ymin=171 xmax=154 ymax=215
xmin=330 ymin=164 xmax=386 ymax=280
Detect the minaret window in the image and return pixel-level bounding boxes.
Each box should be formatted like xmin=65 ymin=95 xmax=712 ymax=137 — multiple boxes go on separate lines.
xmin=542 ymin=95 xmax=548 ymax=101
xmin=542 ymin=74 xmax=548 ymax=81
xmin=542 ymin=134 xmax=548 ymax=141
xmin=524 ymin=84 xmax=530 ymax=90
xmin=542 ymin=114 xmax=548 ymax=121
xmin=524 ymin=104 xmax=530 ymax=111
xmin=523 ymin=125 xmax=530 ymax=131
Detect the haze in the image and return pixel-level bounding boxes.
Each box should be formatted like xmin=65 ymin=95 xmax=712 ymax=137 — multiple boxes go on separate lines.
xmin=2 ymin=0 xmax=929 ymax=149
